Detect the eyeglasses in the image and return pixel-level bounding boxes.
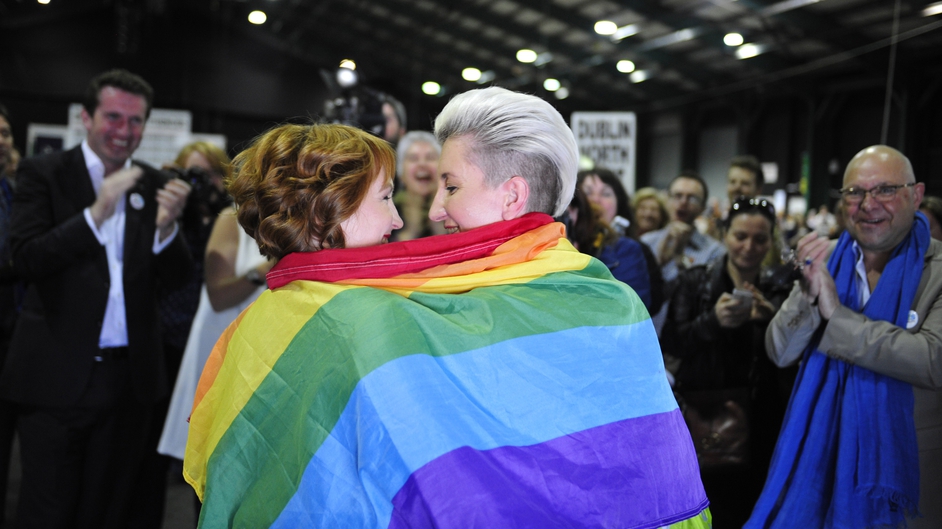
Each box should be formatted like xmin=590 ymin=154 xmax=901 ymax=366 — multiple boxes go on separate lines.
xmin=838 ymin=183 xmax=915 ymax=205
xmin=728 ymin=196 xmax=776 ymax=225
xmin=668 ymin=192 xmax=703 ymax=207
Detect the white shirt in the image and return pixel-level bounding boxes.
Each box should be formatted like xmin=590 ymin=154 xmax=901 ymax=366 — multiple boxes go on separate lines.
xmin=852 ymin=241 xmax=872 ymax=309
xmin=80 ymin=141 xmax=179 ymax=348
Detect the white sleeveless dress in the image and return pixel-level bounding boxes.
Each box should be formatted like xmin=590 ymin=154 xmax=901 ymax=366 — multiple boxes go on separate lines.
xmin=157 ymin=227 xmax=268 ymax=460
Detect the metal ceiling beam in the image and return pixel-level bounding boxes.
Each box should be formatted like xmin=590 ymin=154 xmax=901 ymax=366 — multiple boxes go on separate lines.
xmin=362 ymin=0 xmax=638 ymax=106
xmin=267 ymin=0 xmax=616 ymax=110
xmin=422 ymin=0 xmax=664 ymax=100
xmin=731 ymin=0 xmax=887 ymax=71
xmin=497 ymin=0 xmax=720 ymax=89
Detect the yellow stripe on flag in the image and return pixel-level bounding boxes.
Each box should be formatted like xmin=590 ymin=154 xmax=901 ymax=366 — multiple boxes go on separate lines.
xmin=184 ymin=281 xmax=359 ymax=498
xmin=349 ymin=234 xmax=593 ymax=296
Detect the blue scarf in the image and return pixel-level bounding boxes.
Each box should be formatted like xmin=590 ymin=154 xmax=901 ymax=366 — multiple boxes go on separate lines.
xmin=746 ymin=213 xmax=929 ymax=529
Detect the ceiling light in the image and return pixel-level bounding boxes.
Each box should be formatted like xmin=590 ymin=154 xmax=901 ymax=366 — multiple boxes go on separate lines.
xmin=336 ymin=67 xmax=358 ymax=88
xmin=248 ymin=10 xmax=267 ymax=24
xmin=616 ymin=60 xmax=636 ymax=73
xmin=595 ymin=21 xmax=618 ymax=36
xmin=516 ymin=49 xmax=538 ymax=63
xmin=724 ymin=33 xmax=744 ymax=46
xmin=612 ymin=24 xmax=639 ymax=41
xmin=555 ymin=87 xmax=570 ymax=100
xmin=462 ymin=68 xmax=482 ymax=82
xmin=735 ymin=43 xmax=762 ymax=59
xmin=37 ymin=0 xmax=50 ymax=4
xmin=543 ymin=78 xmax=561 ymax=92
xmin=629 ymin=70 xmax=650 ymax=83
xmin=422 ymin=81 xmax=441 ymax=96
xmin=339 ymin=59 xmax=356 ymax=70
xmin=923 ymin=1 xmax=942 ymax=16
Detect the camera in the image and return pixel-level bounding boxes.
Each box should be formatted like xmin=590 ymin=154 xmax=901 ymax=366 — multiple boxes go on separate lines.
xmin=166 ymin=166 xmax=231 ymax=222
xmin=319 ymin=67 xmax=389 ymax=138
xmin=323 ymin=89 xmax=387 ymax=138
xmin=167 ymin=166 xmax=215 ymax=206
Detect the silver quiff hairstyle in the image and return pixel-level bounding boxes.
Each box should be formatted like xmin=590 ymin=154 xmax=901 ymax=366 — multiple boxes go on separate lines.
xmin=433 ymin=87 xmax=578 ymax=217
xmin=396 ymin=131 xmax=441 ymax=176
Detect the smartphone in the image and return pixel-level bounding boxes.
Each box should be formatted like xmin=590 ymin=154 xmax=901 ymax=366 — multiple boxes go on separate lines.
xmin=731 ymin=288 xmax=753 ymax=304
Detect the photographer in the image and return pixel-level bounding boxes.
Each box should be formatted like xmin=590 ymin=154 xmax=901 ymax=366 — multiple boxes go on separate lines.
xmin=158 ymin=141 xmax=232 ymax=372
xmin=144 ymin=141 xmax=232 ymax=527
xmin=660 ymin=197 xmax=794 ymax=527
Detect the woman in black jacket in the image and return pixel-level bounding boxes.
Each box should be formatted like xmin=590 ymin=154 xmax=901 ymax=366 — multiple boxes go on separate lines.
xmin=661 ymin=197 xmax=795 ymax=527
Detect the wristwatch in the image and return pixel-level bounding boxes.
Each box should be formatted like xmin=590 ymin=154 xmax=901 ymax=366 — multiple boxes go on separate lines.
xmin=245 ymin=268 xmax=266 ymax=286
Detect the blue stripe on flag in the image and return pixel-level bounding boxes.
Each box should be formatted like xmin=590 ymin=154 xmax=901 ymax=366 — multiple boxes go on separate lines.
xmin=273 ymin=320 xmax=676 ymax=528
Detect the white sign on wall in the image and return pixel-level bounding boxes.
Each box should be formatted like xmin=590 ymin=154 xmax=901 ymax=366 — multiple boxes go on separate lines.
xmin=26 ymin=124 xmax=68 ymax=157
xmin=570 ymin=111 xmax=637 ymax=193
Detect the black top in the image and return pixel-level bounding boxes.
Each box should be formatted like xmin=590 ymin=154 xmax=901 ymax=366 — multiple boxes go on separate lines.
xmin=661 ymin=254 xmax=793 ymax=392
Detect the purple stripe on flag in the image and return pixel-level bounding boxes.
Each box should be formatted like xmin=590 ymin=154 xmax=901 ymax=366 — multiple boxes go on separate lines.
xmin=388 ymin=409 xmax=707 ymax=529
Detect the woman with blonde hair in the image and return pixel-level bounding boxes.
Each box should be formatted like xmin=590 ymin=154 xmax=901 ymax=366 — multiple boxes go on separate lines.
xmin=632 ymin=186 xmax=669 ymax=238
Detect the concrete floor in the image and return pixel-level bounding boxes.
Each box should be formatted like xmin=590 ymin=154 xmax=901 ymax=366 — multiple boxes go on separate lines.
xmin=162 ymin=460 xmax=199 ymax=529
xmin=2 ymin=438 xmax=198 ymax=529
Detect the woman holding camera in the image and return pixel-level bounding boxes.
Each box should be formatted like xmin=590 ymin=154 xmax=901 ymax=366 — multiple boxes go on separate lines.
xmin=660 ymin=197 xmax=794 ymax=527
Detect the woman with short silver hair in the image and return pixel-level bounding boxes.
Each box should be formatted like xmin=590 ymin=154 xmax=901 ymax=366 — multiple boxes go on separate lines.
xmin=431 ymin=86 xmax=578 ymax=222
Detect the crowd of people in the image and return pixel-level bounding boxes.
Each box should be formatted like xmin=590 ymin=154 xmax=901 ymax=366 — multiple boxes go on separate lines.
xmin=0 ymin=68 xmax=939 ymax=528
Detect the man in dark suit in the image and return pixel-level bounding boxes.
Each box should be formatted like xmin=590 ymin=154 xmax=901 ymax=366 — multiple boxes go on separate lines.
xmin=0 ymin=69 xmax=192 ymax=529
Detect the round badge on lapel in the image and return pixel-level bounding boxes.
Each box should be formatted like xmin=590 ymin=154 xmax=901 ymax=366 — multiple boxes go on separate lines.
xmin=130 ymin=193 xmax=145 ymax=210
xmin=906 ymin=310 xmax=919 ymax=330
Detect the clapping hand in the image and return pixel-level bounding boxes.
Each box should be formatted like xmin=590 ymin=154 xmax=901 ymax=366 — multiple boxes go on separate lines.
xmin=795 ymin=231 xmax=840 ymax=319
xmin=89 ymin=167 xmax=144 ymax=228
xmin=658 ymin=221 xmax=695 ymax=266
xmin=156 ymin=178 xmax=192 ymax=241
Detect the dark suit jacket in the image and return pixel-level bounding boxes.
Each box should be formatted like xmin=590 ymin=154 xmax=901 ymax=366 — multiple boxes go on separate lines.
xmin=0 ymin=146 xmax=192 ymax=407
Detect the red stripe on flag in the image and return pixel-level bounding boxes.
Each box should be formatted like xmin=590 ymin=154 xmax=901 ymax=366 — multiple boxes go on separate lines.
xmin=266 ymin=213 xmax=555 ymax=287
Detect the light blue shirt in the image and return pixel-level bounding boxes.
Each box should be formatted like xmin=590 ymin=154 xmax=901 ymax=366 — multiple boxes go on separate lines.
xmin=640 ymin=226 xmax=726 ymax=283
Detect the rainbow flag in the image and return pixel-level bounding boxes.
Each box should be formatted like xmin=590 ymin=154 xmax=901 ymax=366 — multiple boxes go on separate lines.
xmin=185 ymin=214 xmax=710 ymax=528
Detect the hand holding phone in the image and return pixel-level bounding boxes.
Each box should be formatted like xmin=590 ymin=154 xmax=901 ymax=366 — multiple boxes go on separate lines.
xmin=731 ymin=288 xmax=753 ymax=304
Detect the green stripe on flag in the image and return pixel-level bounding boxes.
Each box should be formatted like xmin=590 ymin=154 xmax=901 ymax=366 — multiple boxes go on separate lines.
xmin=201 ymin=263 xmax=649 ymax=527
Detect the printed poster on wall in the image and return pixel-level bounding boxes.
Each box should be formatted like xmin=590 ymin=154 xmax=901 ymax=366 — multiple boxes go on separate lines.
xmin=570 ymin=111 xmax=637 ymax=194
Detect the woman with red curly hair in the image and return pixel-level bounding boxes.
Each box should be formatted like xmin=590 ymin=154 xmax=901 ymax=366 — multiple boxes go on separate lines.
xmin=229 ymin=123 xmax=402 ymax=257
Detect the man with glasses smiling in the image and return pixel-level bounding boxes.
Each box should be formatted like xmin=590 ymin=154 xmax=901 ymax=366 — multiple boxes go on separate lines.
xmin=750 ymin=145 xmax=942 ymax=528
xmin=641 ymin=172 xmax=725 ymax=335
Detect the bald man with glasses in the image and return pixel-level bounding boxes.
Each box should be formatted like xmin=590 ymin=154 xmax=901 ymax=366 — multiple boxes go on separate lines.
xmin=749 ymin=145 xmax=942 ymax=528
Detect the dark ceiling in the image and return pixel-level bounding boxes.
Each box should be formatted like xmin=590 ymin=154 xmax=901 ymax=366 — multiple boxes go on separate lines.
xmin=2 ymin=0 xmax=942 ymax=124
xmin=188 ymin=0 xmax=942 ymax=112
